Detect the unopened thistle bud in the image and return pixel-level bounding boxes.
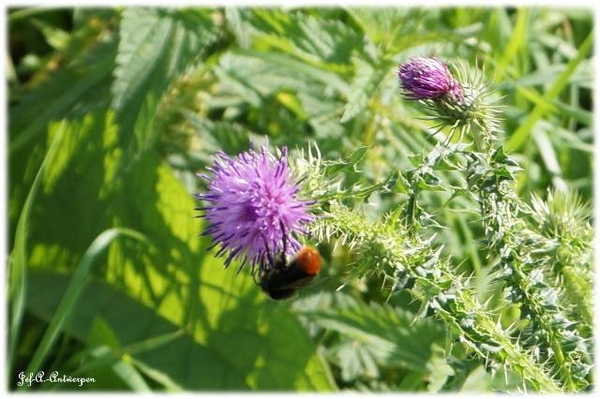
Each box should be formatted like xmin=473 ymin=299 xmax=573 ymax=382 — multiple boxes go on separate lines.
xmin=399 ymin=56 xmax=463 ymax=102
xmin=398 ymin=56 xmax=500 ymax=150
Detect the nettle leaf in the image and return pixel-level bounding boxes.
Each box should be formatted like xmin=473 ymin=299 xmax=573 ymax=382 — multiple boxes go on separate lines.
xmin=334 ymin=340 xmax=380 ymax=382
xmin=341 ymin=59 xmax=379 ymax=123
xmin=182 ymin=110 xmax=258 ymax=159
xmin=249 ymin=9 xmax=364 ymax=72
xmin=258 ymin=52 xmax=351 ymax=96
xmin=426 ymin=343 xmax=455 ymax=392
xmin=212 ymin=51 xmax=349 ymax=104
xmin=112 ymin=8 xmax=219 ymax=149
xmin=9 ymin=47 xmax=116 ymax=230
xmin=347 ymin=8 xmax=427 ymax=52
xmin=209 ymin=51 xmax=349 ymax=150
xmin=22 ymin=112 xmax=333 ymax=391
xmin=297 ymin=293 xmax=449 ymax=389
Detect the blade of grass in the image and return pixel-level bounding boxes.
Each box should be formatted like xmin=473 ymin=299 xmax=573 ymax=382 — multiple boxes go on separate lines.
xmin=495 ymin=8 xmax=529 ymax=80
xmin=8 ymin=121 xmax=67 ymax=373
xmin=506 ymin=31 xmax=593 ymax=152
xmin=514 ymin=85 xmax=557 ymax=114
xmin=112 ymin=359 xmax=152 ymax=392
xmin=127 ymin=357 xmax=184 ymax=391
xmin=123 ymin=329 xmax=186 ymax=356
xmin=532 ymin=128 xmax=567 ymax=192
xmin=20 ymin=228 xmax=148 ymax=389
xmin=552 ymin=99 xmax=592 ymax=126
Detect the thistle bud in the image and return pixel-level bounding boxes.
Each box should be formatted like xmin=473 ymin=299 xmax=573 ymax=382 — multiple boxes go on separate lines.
xmin=399 ymin=56 xmax=500 ymax=150
xmin=398 ymin=56 xmax=462 ymax=102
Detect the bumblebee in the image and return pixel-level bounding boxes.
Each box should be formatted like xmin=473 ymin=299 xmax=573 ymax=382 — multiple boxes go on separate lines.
xmin=259 ymin=246 xmax=321 ymax=300
xmin=257 ymin=225 xmax=321 ymax=300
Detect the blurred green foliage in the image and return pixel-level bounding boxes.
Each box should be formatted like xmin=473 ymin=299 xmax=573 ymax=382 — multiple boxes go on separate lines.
xmin=7 ymin=6 xmax=592 ymax=392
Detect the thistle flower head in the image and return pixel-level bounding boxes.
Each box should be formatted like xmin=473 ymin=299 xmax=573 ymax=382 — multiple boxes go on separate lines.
xmin=196 ymin=146 xmax=313 ymax=272
xmin=398 ymin=56 xmax=462 ymax=102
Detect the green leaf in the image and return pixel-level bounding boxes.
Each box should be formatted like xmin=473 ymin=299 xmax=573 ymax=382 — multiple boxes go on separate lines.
xmin=299 ymin=294 xmax=447 ymax=383
xmin=532 ymin=128 xmax=567 ymax=191
xmin=426 ymin=343 xmax=455 ymax=392
xmin=112 ymin=8 xmax=218 ymax=150
xmin=111 ymin=360 xmax=152 ymax=392
xmin=127 ymin=357 xmax=184 ymax=391
xmin=551 ymin=99 xmax=592 ymax=126
xmin=8 ymin=34 xmax=118 ymax=250
xmin=182 ymin=110 xmax=256 ymax=157
xmin=341 ymin=59 xmax=377 ymax=123
xmin=324 ymin=146 xmax=369 ymax=175
xmin=346 ymin=8 xmax=423 ymax=53
xmin=225 ymin=8 xmax=251 ymax=49
xmin=512 ymin=61 xmax=592 ymax=89
xmin=250 ymin=9 xmax=363 ymax=72
xmin=79 ymin=318 xmax=155 ymax=392
xmin=88 ymin=317 xmax=121 ymax=350
xmin=18 ymin=110 xmax=333 ymax=391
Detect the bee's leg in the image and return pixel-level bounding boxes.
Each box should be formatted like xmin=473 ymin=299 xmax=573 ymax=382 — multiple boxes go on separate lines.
xmin=252 ymin=266 xmax=262 ymax=285
xmin=280 ymin=220 xmax=288 ymax=257
xmin=261 ymin=234 xmax=275 ymax=272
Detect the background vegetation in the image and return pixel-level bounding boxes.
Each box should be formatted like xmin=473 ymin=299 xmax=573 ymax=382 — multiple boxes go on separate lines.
xmin=7 ymin=6 xmax=593 ymax=392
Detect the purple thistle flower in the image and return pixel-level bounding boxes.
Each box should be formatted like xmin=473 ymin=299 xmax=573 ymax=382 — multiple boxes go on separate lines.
xmin=398 ymin=56 xmax=462 ymax=101
xmin=196 ymin=146 xmax=313 ymax=272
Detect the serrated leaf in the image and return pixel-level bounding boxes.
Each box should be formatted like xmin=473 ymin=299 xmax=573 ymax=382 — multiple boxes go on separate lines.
xmin=341 ymin=59 xmax=377 ymax=123
xmin=250 ymin=9 xmax=364 ymax=72
xmin=182 ymin=110 xmax=256 ymax=157
xmin=300 ymin=294 xmax=446 ymax=376
xmin=19 ymin=111 xmax=334 ymax=391
xmin=112 ymin=8 xmax=218 ymax=150
xmin=426 ymin=343 xmax=454 ymax=392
